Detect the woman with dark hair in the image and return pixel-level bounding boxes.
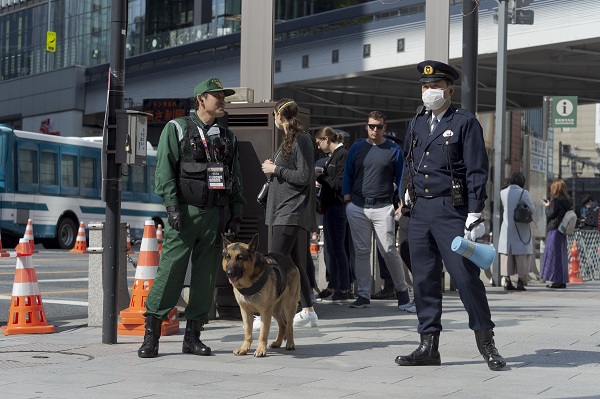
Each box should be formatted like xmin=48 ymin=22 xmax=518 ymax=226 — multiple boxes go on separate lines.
xmin=259 ymin=98 xmax=319 ymax=328
xmin=498 ymin=172 xmax=535 ymax=291
xmin=541 ymin=179 xmax=573 ymax=289
xmin=314 ymin=126 xmax=350 ymax=301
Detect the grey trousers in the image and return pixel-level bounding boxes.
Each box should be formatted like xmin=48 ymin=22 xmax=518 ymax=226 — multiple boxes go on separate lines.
xmin=345 ymin=203 xmax=408 ymax=299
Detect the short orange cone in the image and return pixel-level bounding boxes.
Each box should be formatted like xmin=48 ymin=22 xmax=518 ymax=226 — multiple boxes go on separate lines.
xmin=2 ymin=238 xmax=55 ymax=335
xmin=0 ymin=230 xmax=9 ymax=257
xmin=118 ymin=220 xmax=178 ymax=336
xmin=70 ymin=223 xmax=88 ymax=253
xmin=156 ymin=224 xmax=164 ymax=255
xmin=126 ymin=225 xmax=134 ymax=254
xmin=568 ymin=241 xmax=584 ymax=284
xmin=22 ymin=219 xmax=38 ymax=253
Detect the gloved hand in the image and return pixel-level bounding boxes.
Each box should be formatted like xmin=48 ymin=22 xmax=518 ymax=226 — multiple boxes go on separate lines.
xmin=464 ymin=212 xmax=485 ymax=241
xmin=166 ymin=205 xmax=182 ymax=232
xmin=223 ymin=215 xmax=242 ymax=240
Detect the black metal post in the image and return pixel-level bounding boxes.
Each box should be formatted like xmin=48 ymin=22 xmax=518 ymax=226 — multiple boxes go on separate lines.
xmin=461 ymin=0 xmax=478 ymax=113
xmin=103 ymin=0 xmax=127 ymax=344
xmin=558 ymin=141 xmax=562 ymax=180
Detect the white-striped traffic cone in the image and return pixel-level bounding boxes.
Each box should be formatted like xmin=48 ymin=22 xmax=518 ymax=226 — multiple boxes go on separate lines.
xmin=70 ymin=222 xmax=87 ymax=253
xmin=118 ymin=220 xmax=178 ymax=336
xmin=22 ymin=219 xmax=38 ymax=253
xmin=1 ymin=238 xmax=54 ymax=335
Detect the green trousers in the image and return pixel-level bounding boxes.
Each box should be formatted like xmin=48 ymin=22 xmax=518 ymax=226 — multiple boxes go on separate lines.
xmin=144 ymin=204 xmax=228 ymax=324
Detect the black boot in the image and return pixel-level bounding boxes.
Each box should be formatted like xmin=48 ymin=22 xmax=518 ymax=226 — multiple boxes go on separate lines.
xmin=475 ymin=329 xmax=506 ymax=371
xmin=138 ymin=316 xmax=162 ymax=358
xmin=182 ymin=320 xmax=211 ymax=356
xmin=395 ymin=333 xmax=441 ymax=366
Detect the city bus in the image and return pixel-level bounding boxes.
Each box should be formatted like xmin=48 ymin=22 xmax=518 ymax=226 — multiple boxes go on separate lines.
xmin=0 ymin=125 xmax=166 ymax=249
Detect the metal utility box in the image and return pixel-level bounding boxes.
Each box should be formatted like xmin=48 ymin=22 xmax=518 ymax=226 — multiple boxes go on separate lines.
xmin=213 ymin=102 xmax=310 ymax=318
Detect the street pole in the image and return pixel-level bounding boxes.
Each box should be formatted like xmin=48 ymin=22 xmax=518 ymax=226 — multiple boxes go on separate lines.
xmin=461 ymin=0 xmax=478 ymax=113
xmin=103 ymin=0 xmax=127 ymax=344
xmin=492 ymin=0 xmax=508 ymax=287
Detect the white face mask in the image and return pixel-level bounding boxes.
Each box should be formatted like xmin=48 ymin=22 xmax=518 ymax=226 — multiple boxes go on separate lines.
xmin=422 ymin=88 xmax=448 ymax=110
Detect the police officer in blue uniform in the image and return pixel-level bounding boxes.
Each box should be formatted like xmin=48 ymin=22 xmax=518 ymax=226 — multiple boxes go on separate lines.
xmin=395 ymin=61 xmax=506 ymax=371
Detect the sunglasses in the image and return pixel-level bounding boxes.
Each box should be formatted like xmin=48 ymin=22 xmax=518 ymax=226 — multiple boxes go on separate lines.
xmin=367 ymin=124 xmax=385 ymax=130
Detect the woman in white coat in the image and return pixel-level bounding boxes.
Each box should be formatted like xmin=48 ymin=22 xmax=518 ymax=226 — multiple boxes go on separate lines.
xmin=498 ymin=172 xmax=535 ymax=291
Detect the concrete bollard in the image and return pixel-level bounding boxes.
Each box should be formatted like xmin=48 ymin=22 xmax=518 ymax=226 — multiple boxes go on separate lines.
xmin=87 ymin=222 xmax=131 ymax=327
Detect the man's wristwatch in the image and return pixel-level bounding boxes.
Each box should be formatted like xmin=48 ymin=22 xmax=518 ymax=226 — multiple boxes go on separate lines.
xmin=344 ymin=199 xmax=351 ymax=204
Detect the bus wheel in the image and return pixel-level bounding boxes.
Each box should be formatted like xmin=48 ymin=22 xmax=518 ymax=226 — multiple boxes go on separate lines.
xmin=56 ymin=218 xmax=77 ymax=249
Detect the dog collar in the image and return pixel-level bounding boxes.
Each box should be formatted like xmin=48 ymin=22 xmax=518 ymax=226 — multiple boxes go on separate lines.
xmin=237 ymin=266 xmax=271 ymax=296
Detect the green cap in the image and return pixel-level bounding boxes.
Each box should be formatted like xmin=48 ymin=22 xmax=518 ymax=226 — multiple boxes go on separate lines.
xmin=193 ymin=78 xmax=235 ymax=97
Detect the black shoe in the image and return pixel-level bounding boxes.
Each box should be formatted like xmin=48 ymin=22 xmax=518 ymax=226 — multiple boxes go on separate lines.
xmin=547 ymin=282 xmax=567 ymax=289
xmin=503 ymin=277 xmax=515 ymax=291
xmin=182 ymin=320 xmax=211 ymax=356
xmin=516 ymin=280 xmax=526 ymax=291
xmin=331 ymin=291 xmax=350 ymax=302
xmin=349 ymin=296 xmax=370 ymax=308
xmin=371 ymin=286 xmax=396 ymax=300
xmin=474 ymin=329 xmax=506 ymax=371
xmin=395 ymin=333 xmax=441 ymax=366
xmin=138 ymin=316 xmax=162 ymax=358
xmin=317 ymin=289 xmax=334 ymax=300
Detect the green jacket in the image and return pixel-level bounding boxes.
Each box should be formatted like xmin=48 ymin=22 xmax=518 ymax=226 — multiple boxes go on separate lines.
xmin=154 ymin=111 xmax=245 ymax=216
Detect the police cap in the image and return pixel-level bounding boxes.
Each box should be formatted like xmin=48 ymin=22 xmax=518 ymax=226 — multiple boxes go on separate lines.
xmin=417 ymin=60 xmax=460 ymax=83
xmin=194 ymin=78 xmax=236 ymax=97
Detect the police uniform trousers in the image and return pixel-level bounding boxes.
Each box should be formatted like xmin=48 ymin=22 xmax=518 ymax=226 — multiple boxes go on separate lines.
xmin=145 ymin=204 xmax=229 ymax=324
xmin=408 ymin=197 xmax=495 ymax=334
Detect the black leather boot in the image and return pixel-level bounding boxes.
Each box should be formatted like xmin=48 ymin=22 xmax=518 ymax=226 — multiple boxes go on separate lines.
xmin=138 ymin=316 xmax=162 ymax=358
xmin=475 ymin=329 xmax=506 ymax=371
xmin=182 ymin=320 xmax=211 ymax=356
xmin=395 ymin=333 xmax=441 ymax=366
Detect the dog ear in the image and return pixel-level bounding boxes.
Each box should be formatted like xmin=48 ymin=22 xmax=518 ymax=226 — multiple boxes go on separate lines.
xmin=222 ymin=234 xmax=232 ymax=247
xmin=248 ymin=233 xmax=259 ymax=254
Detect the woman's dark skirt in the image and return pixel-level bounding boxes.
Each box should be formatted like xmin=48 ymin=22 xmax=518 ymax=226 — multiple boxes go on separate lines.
xmin=541 ymin=229 xmax=569 ymax=284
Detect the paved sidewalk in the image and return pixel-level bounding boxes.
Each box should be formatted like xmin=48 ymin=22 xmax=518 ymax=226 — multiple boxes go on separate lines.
xmin=1 ymin=280 xmax=599 ymax=399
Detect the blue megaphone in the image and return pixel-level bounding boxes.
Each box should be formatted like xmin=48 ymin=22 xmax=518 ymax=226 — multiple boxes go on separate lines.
xmin=451 ymin=236 xmax=496 ymax=270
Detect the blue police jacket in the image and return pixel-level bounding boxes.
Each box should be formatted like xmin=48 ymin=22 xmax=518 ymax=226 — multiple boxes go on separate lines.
xmin=404 ymin=105 xmax=488 ymax=213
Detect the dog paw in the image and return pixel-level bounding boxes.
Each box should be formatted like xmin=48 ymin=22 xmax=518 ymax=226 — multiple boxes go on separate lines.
xmin=269 ymin=340 xmax=282 ymax=349
xmin=233 ymin=348 xmax=248 ymax=356
xmin=254 ymin=348 xmax=267 ymax=357
xmin=286 ymin=343 xmax=296 ymax=351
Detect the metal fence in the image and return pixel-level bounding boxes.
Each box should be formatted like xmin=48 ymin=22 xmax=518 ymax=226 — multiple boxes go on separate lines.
xmin=566 ymin=229 xmax=600 ymax=281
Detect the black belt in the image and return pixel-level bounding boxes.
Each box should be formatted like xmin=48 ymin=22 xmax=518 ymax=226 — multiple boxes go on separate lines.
xmin=353 ymin=195 xmax=393 ymax=207
xmin=416 ymin=194 xmax=451 ymax=199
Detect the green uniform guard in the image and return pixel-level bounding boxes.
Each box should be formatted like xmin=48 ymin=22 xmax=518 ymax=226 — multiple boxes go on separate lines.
xmin=138 ymin=78 xmax=245 ymax=358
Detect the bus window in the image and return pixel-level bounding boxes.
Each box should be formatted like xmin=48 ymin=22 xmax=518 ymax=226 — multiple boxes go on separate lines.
xmin=18 ymin=148 xmax=38 ymax=186
xmin=132 ymin=165 xmax=146 ymax=194
xmin=41 ymin=151 xmax=58 ymax=186
xmin=61 ymin=154 xmax=78 ymax=187
xmin=81 ymin=156 xmax=96 ymax=189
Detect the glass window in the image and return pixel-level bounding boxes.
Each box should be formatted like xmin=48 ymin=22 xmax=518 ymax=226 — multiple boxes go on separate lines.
xmin=80 ymin=156 xmax=95 ymax=189
xmin=40 ymin=151 xmax=58 ymax=185
xmin=18 ymin=148 xmax=38 ymax=185
xmin=132 ymin=165 xmax=147 ymax=193
xmin=61 ymin=154 xmax=78 ymax=188
xmin=149 ymin=164 xmax=157 ymax=194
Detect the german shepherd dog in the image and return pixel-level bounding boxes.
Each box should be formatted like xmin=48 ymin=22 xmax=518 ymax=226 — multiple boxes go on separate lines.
xmin=222 ymin=234 xmax=300 ymax=357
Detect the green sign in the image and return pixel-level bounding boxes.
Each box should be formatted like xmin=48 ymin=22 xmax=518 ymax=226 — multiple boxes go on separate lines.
xmin=551 ymin=96 xmax=577 ymax=127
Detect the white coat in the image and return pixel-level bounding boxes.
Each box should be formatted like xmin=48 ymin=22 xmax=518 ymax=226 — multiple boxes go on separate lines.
xmin=498 ymin=184 xmax=535 ymax=255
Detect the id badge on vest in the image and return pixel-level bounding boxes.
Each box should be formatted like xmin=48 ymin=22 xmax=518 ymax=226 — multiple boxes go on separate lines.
xmin=208 ymin=162 xmax=225 ymax=189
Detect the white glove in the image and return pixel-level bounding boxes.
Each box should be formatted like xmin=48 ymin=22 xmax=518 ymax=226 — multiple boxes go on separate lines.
xmin=404 ymin=189 xmax=412 ymax=206
xmin=464 ymin=212 xmax=485 ymax=241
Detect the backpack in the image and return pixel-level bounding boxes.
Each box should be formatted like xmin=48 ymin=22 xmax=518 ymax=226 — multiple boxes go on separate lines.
xmin=558 ymin=210 xmax=577 ymax=235
xmin=513 ymin=190 xmax=533 ymax=224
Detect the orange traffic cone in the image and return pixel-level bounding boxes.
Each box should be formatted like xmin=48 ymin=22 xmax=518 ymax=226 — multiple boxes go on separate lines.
xmin=2 ymin=238 xmax=55 ymax=335
xmin=126 ymin=225 xmax=134 ymax=254
xmin=568 ymin=241 xmax=584 ymax=284
xmin=156 ymin=224 xmax=164 ymax=255
xmin=22 ymin=219 xmax=38 ymax=253
xmin=0 ymin=230 xmax=9 ymax=257
xmin=118 ymin=220 xmax=179 ymax=336
xmin=310 ymin=231 xmax=319 ymax=256
xmin=70 ymin=223 xmax=88 ymax=254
